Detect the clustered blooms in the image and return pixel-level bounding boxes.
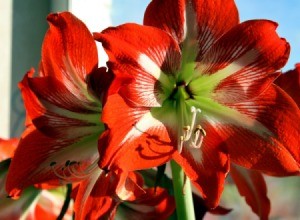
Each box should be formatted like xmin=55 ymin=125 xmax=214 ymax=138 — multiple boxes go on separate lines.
xmin=1 ymin=0 xmax=299 ymax=219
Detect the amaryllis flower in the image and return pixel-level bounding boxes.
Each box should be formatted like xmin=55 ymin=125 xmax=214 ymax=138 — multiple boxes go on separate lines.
xmin=6 ymin=12 xmax=110 ymax=197
xmin=95 ymin=0 xmax=300 ymax=207
xmin=0 ymin=138 xmax=72 ymax=220
xmin=72 ymin=169 xmax=175 ymax=219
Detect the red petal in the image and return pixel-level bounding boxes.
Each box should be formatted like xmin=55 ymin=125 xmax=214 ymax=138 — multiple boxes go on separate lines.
xmin=144 ymin=0 xmax=239 ymax=59
xmin=33 ymin=205 xmax=58 ymax=220
xmin=34 ymin=189 xmax=73 ymax=220
xmin=0 ymin=138 xmax=19 ymax=161
xmin=173 ymin=123 xmax=229 ymax=208
xmin=118 ymin=187 xmax=175 ymax=220
xmin=73 ymin=169 xmax=145 ymax=220
xmin=115 ymin=170 xmax=145 ymax=201
xmin=19 ymin=72 xmax=102 ymax=140
xmin=6 ymin=125 xmax=99 ymax=198
xmin=20 ymin=70 xmax=101 ymax=114
xmin=230 ymin=164 xmax=270 ymax=220
xmin=275 ymin=63 xmax=300 ymax=106
xmin=42 ymin=12 xmax=98 ymax=84
xmin=221 ymin=85 xmax=300 ymax=176
xmin=208 ymin=206 xmax=232 ymax=216
xmin=19 ymin=13 xmax=105 ymax=138
xmin=199 ymin=20 xmax=290 ymax=104
xmin=86 ymin=67 xmax=114 ymax=103
xmin=99 ymin=94 xmax=175 ymax=172
xmin=0 ymin=182 xmax=41 ymax=219
xmin=95 ymin=23 xmax=181 ymax=107
xmin=72 ymin=169 xmax=118 ymax=220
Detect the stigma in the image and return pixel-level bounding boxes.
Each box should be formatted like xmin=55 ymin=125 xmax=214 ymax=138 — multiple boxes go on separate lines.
xmin=178 ymin=106 xmax=206 ymax=153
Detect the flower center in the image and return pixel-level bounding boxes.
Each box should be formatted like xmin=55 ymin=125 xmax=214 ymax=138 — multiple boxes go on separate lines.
xmin=168 ymin=81 xmax=206 ymax=153
xmin=169 ymin=81 xmax=194 ymax=101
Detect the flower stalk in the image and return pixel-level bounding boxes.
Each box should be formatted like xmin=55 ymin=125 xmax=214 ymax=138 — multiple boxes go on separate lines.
xmin=171 ymin=160 xmax=195 ymax=220
xmin=57 ymin=184 xmax=72 ymax=220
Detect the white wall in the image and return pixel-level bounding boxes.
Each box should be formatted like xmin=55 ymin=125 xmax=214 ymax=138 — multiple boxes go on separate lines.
xmin=70 ymin=0 xmax=112 ymax=67
xmin=0 ymin=0 xmax=13 ymax=138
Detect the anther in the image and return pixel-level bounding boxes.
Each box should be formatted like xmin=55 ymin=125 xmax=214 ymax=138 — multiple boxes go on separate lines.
xmin=69 ymin=161 xmax=77 ymax=166
xmin=200 ymin=128 xmax=206 ymax=137
xmin=194 ymin=125 xmax=203 ymax=134
xmin=191 ymin=125 xmax=206 ymax=149
xmin=182 ymin=126 xmax=191 ymax=141
xmin=178 ymin=135 xmax=185 ymax=153
xmin=183 ymin=125 xmax=190 ymax=131
xmin=65 ymin=160 xmax=71 ymax=166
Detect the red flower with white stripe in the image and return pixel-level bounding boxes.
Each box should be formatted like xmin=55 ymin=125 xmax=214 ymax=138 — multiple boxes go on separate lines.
xmin=6 ymin=12 xmax=110 ymax=198
xmin=95 ymin=0 xmax=300 ymax=207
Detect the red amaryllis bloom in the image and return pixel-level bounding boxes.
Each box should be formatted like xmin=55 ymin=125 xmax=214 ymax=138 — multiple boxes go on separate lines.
xmin=6 ymin=12 xmax=110 ymax=197
xmin=72 ymin=169 xmax=175 ymax=219
xmin=275 ymin=63 xmax=300 ymax=106
xmin=95 ymin=0 xmax=300 ymax=207
xmin=0 ymin=138 xmax=73 ymax=220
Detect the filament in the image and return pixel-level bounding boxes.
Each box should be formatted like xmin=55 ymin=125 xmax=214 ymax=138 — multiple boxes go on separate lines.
xmin=178 ymin=106 xmax=206 ymax=153
xmin=50 ymin=159 xmax=99 ymax=183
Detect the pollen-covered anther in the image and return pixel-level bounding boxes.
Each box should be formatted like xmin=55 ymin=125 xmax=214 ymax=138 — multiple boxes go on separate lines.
xmin=182 ymin=125 xmax=191 ymax=140
xmin=191 ymin=125 xmax=206 ymax=149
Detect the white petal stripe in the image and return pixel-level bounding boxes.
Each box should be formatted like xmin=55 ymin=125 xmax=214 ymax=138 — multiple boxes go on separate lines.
xmin=120 ymin=111 xmax=165 ymax=145
xmin=137 ymin=53 xmax=170 ymax=86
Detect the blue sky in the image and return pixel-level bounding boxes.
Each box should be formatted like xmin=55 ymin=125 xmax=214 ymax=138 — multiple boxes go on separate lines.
xmin=111 ymin=0 xmax=300 ymax=71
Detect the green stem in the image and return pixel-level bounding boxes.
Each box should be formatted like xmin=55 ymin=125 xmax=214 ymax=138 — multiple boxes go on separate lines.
xmin=57 ymin=184 xmax=72 ymax=220
xmin=170 ymin=160 xmax=195 ymax=220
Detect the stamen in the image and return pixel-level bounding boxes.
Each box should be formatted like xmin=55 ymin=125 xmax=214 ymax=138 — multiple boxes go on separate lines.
xmin=182 ymin=125 xmax=191 ymax=142
xmin=50 ymin=162 xmax=69 ymax=180
xmin=184 ymin=107 xmax=201 ymax=141
xmin=50 ymin=159 xmax=99 ymax=183
xmin=178 ymin=106 xmax=206 ymax=152
xmin=68 ymin=161 xmax=97 ymax=179
xmin=178 ymin=135 xmax=185 ymax=154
